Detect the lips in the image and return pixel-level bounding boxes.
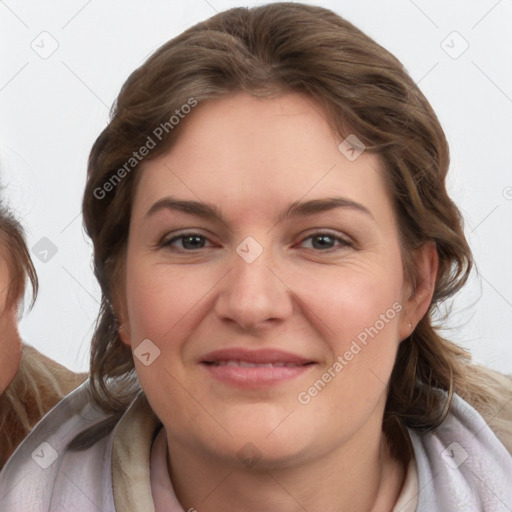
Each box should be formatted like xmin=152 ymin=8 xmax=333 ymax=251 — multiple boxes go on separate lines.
xmin=200 ymin=348 xmax=315 ymax=388
xmin=207 ymin=361 xmax=303 ymax=368
xmin=200 ymin=348 xmax=314 ymax=366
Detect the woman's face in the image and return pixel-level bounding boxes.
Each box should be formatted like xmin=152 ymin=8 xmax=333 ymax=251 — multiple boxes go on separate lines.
xmin=0 ymin=252 xmax=22 ymax=394
xmin=118 ymin=92 xmax=435 ymax=467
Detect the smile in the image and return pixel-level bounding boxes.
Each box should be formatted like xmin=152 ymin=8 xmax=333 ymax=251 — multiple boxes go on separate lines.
xmin=205 ymin=360 xmax=307 ymax=368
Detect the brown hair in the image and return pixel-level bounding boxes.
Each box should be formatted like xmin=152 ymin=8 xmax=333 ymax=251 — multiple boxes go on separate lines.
xmin=0 ymin=208 xmax=45 ymax=465
xmin=0 ymin=206 xmax=37 ymax=312
xmin=0 ymin=346 xmax=86 ymax=468
xmin=81 ymin=2 xmax=512 ymax=463
xmin=0 ymin=206 xmax=86 ymax=468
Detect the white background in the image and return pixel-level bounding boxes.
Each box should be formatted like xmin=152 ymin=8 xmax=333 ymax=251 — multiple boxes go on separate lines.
xmin=1 ymin=0 xmax=511 ymax=373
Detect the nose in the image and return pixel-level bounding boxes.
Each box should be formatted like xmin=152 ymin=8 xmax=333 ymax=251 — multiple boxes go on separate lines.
xmin=214 ymin=245 xmax=294 ymax=331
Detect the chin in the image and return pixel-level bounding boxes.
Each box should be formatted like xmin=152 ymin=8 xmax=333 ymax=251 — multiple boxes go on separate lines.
xmin=219 ymin=417 xmax=312 ymax=468
xmin=214 ymin=434 xmax=310 ymax=472
xmin=222 ymin=401 xmax=296 ymax=435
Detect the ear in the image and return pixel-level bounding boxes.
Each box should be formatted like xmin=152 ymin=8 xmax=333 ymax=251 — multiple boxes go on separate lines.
xmin=111 ymin=288 xmax=132 ymax=348
xmin=399 ymin=242 xmax=438 ymax=341
xmin=117 ymin=319 xmax=132 ymax=347
xmin=108 ymin=258 xmax=133 ymax=348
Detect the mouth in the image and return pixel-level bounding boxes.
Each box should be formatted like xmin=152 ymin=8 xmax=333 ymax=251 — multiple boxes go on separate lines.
xmin=199 ymin=348 xmax=316 ymax=388
xmin=203 ymin=360 xmax=311 ymax=368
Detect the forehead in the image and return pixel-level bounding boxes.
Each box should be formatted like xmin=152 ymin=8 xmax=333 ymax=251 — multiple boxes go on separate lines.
xmin=133 ymin=92 xmax=393 ymax=224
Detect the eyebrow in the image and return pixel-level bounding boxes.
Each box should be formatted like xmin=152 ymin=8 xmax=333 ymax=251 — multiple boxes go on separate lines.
xmin=145 ymin=196 xmax=374 ymax=223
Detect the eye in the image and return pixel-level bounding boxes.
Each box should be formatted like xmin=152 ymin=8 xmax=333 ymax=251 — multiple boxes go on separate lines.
xmin=159 ymin=230 xmax=351 ymax=252
xmin=298 ymin=231 xmax=352 ymax=251
xmin=161 ymin=232 xmax=213 ymax=251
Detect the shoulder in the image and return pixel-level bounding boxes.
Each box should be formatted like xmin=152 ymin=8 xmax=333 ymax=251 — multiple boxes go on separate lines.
xmin=0 ymin=381 xmax=116 ymax=512
xmin=0 ymin=345 xmax=88 ymax=468
xmin=465 ymin=365 xmax=512 ymax=455
xmin=408 ymin=381 xmax=512 ymax=509
xmin=22 ymin=344 xmax=88 ymax=395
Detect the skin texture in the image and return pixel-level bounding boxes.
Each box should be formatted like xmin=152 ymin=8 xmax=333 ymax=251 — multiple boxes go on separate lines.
xmin=117 ymin=92 xmax=438 ymax=512
xmin=0 ymin=256 xmax=22 ymax=395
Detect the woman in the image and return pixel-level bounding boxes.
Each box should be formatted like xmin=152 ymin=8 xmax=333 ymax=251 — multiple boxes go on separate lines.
xmin=0 ymin=205 xmax=86 ymax=469
xmin=1 ymin=3 xmax=511 ymax=510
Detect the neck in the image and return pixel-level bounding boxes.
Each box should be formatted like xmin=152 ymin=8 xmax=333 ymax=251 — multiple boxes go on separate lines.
xmin=166 ymin=407 xmax=406 ymax=512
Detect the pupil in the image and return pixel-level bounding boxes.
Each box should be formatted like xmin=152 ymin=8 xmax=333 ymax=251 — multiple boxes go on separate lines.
xmin=312 ymin=235 xmax=333 ymax=249
xmin=183 ymin=235 xmax=204 ymax=249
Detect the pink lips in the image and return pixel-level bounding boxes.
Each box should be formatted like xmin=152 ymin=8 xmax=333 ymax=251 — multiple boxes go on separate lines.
xmin=200 ymin=348 xmax=315 ymax=388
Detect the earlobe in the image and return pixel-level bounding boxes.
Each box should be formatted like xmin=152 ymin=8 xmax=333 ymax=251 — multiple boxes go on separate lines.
xmin=117 ymin=321 xmax=132 ymax=347
xmin=110 ymin=295 xmax=132 ymax=347
xmin=109 ymin=277 xmax=132 ymax=347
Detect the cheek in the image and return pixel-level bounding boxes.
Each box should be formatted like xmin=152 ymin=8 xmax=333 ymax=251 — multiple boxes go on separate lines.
xmin=327 ymin=276 xmax=402 ymax=345
xmin=288 ymin=258 xmax=404 ymax=402
xmin=125 ymin=262 xmax=215 ymax=347
xmin=290 ymin=272 xmax=403 ymax=433
xmin=290 ymin=257 xmax=403 ymax=343
xmin=124 ymin=262 xmax=224 ymax=438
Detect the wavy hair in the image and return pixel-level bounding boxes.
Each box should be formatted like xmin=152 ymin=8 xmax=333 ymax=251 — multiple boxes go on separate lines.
xmin=0 ymin=205 xmax=86 ymax=468
xmin=81 ymin=2 xmax=512 ymax=463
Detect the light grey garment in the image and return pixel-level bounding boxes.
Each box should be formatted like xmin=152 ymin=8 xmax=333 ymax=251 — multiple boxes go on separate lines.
xmin=409 ymin=392 xmax=512 ymax=510
xmin=0 ymin=382 xmax=116 ymax=511
xmin=1 ymin=380 xmax=511 ymax=511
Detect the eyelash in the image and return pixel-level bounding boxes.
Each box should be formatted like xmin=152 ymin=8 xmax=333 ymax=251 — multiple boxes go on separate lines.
xmin=159 ymin=231 xmax=353 ymax=253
